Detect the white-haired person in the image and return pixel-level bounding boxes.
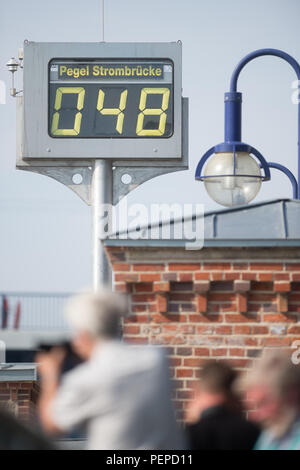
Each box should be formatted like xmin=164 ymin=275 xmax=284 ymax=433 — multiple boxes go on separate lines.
xmin=37 ymin=289 xmax=185 ymax=450
xmin=242 ymin=349 xmax=300 ymax=451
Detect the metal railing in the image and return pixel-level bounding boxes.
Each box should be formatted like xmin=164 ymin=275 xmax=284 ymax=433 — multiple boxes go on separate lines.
xmin=0 ymin=293 xmax=72 ymax=330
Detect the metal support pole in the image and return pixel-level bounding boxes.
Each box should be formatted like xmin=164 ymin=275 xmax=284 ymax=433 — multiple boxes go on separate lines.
xmin=92 ymin=159 xmax=112 ymax=289
xmin=224 ymin=92 xmax=242 ymax=142
xmin=298 ymin=102 xmax=300 ymax=198
xmin=91 ymin=2 xmax=111 ymax=290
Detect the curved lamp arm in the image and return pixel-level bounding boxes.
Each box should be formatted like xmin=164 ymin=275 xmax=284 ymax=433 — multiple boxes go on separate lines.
xmin=260 ymin=162 xmax=298 ymax=199
xmin=228 ymin=48 xmax=300 ymax=199
xmin=230 ymin=48 xmax=300 ymax=92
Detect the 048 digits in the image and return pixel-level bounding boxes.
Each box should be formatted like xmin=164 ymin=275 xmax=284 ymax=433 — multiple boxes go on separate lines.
xmin=51 ymin=86 xmax=170 ymax=137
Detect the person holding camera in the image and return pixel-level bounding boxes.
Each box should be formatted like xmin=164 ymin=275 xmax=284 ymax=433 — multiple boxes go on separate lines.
xmin=37 ymin=289 xmax=184 ymax=450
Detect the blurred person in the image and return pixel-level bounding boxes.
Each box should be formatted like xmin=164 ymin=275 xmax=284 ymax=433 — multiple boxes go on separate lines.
xmin=37 ymin=289 xmax=184 ymax=450
xmin=243 ymin=350 xmax=300 ymax=450
xmin=186 ymin=361 xmax=260 ymax=450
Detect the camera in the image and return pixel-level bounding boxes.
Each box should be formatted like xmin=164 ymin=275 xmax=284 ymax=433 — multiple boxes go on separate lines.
xmin=37 ymin=341 xmax=83 ymax=377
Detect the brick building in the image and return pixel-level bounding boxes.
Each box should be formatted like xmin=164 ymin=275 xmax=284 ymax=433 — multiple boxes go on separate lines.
xmin=105 ymin=199 xmax=300 ymax=420
xmin=0 ymin=364 xmax=38 ymax=422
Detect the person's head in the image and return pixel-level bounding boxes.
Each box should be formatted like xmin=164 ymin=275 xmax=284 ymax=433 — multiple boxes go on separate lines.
xmin=64 ymin=289 xmax=128 ymax=359
xmin=198 ymin=361 xmax=238 ymax=398
xmin=243 ymin=350 xmax=300 ymax=430
xmin=192 ymin=361 xmax=240 ymax=416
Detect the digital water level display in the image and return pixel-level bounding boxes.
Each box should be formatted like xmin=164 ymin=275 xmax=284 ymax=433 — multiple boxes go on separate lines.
xmin=48 ymin=59 xmax=174 ymax=138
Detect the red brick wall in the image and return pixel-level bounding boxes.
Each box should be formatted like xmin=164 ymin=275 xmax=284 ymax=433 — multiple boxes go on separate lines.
xmin=0 ymin=381 xmax=39 ymax=422
xmin=106 ymin=246 xmax=300 ymax=421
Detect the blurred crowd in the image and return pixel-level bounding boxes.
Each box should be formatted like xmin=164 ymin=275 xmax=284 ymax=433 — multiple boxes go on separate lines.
xmin=1 ymin=289 xmax=300 ymax=451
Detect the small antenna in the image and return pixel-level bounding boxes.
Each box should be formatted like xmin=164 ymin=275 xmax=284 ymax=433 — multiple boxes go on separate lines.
xmin=102 ymin=0 xmax=105 ymax=42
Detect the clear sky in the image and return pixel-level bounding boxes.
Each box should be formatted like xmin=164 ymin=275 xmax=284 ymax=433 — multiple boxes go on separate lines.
xmin=0 ymin=0 xmax=300 ymax=292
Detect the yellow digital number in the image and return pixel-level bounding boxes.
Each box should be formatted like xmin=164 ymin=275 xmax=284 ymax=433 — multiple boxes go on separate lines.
xmin=51 ymin=87 xmax=85 ymax=136
xmin=97 ymin=89 xmax=128 ymax=134
xmin=136 ymin=88 xmax=170 ymax=136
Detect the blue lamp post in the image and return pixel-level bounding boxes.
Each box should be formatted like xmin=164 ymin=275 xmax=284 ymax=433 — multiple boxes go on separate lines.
xmin=195 ymin=49 xmax=300 ymax=207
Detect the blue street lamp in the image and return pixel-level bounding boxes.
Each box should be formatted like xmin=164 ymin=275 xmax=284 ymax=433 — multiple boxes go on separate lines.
xmin=195 ymin=49 xmax=300 ymax=207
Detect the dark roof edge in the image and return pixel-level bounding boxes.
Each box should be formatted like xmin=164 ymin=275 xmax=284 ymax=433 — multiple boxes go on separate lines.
xmin=108 ymin=199 xmax=299 ymax=240
xmin=104 ymin=238 xmax=300 ymax=248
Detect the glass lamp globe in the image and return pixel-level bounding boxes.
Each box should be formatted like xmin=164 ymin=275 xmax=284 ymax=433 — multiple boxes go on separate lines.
xmin=203 ymin=152 xmax=262 ymax=207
